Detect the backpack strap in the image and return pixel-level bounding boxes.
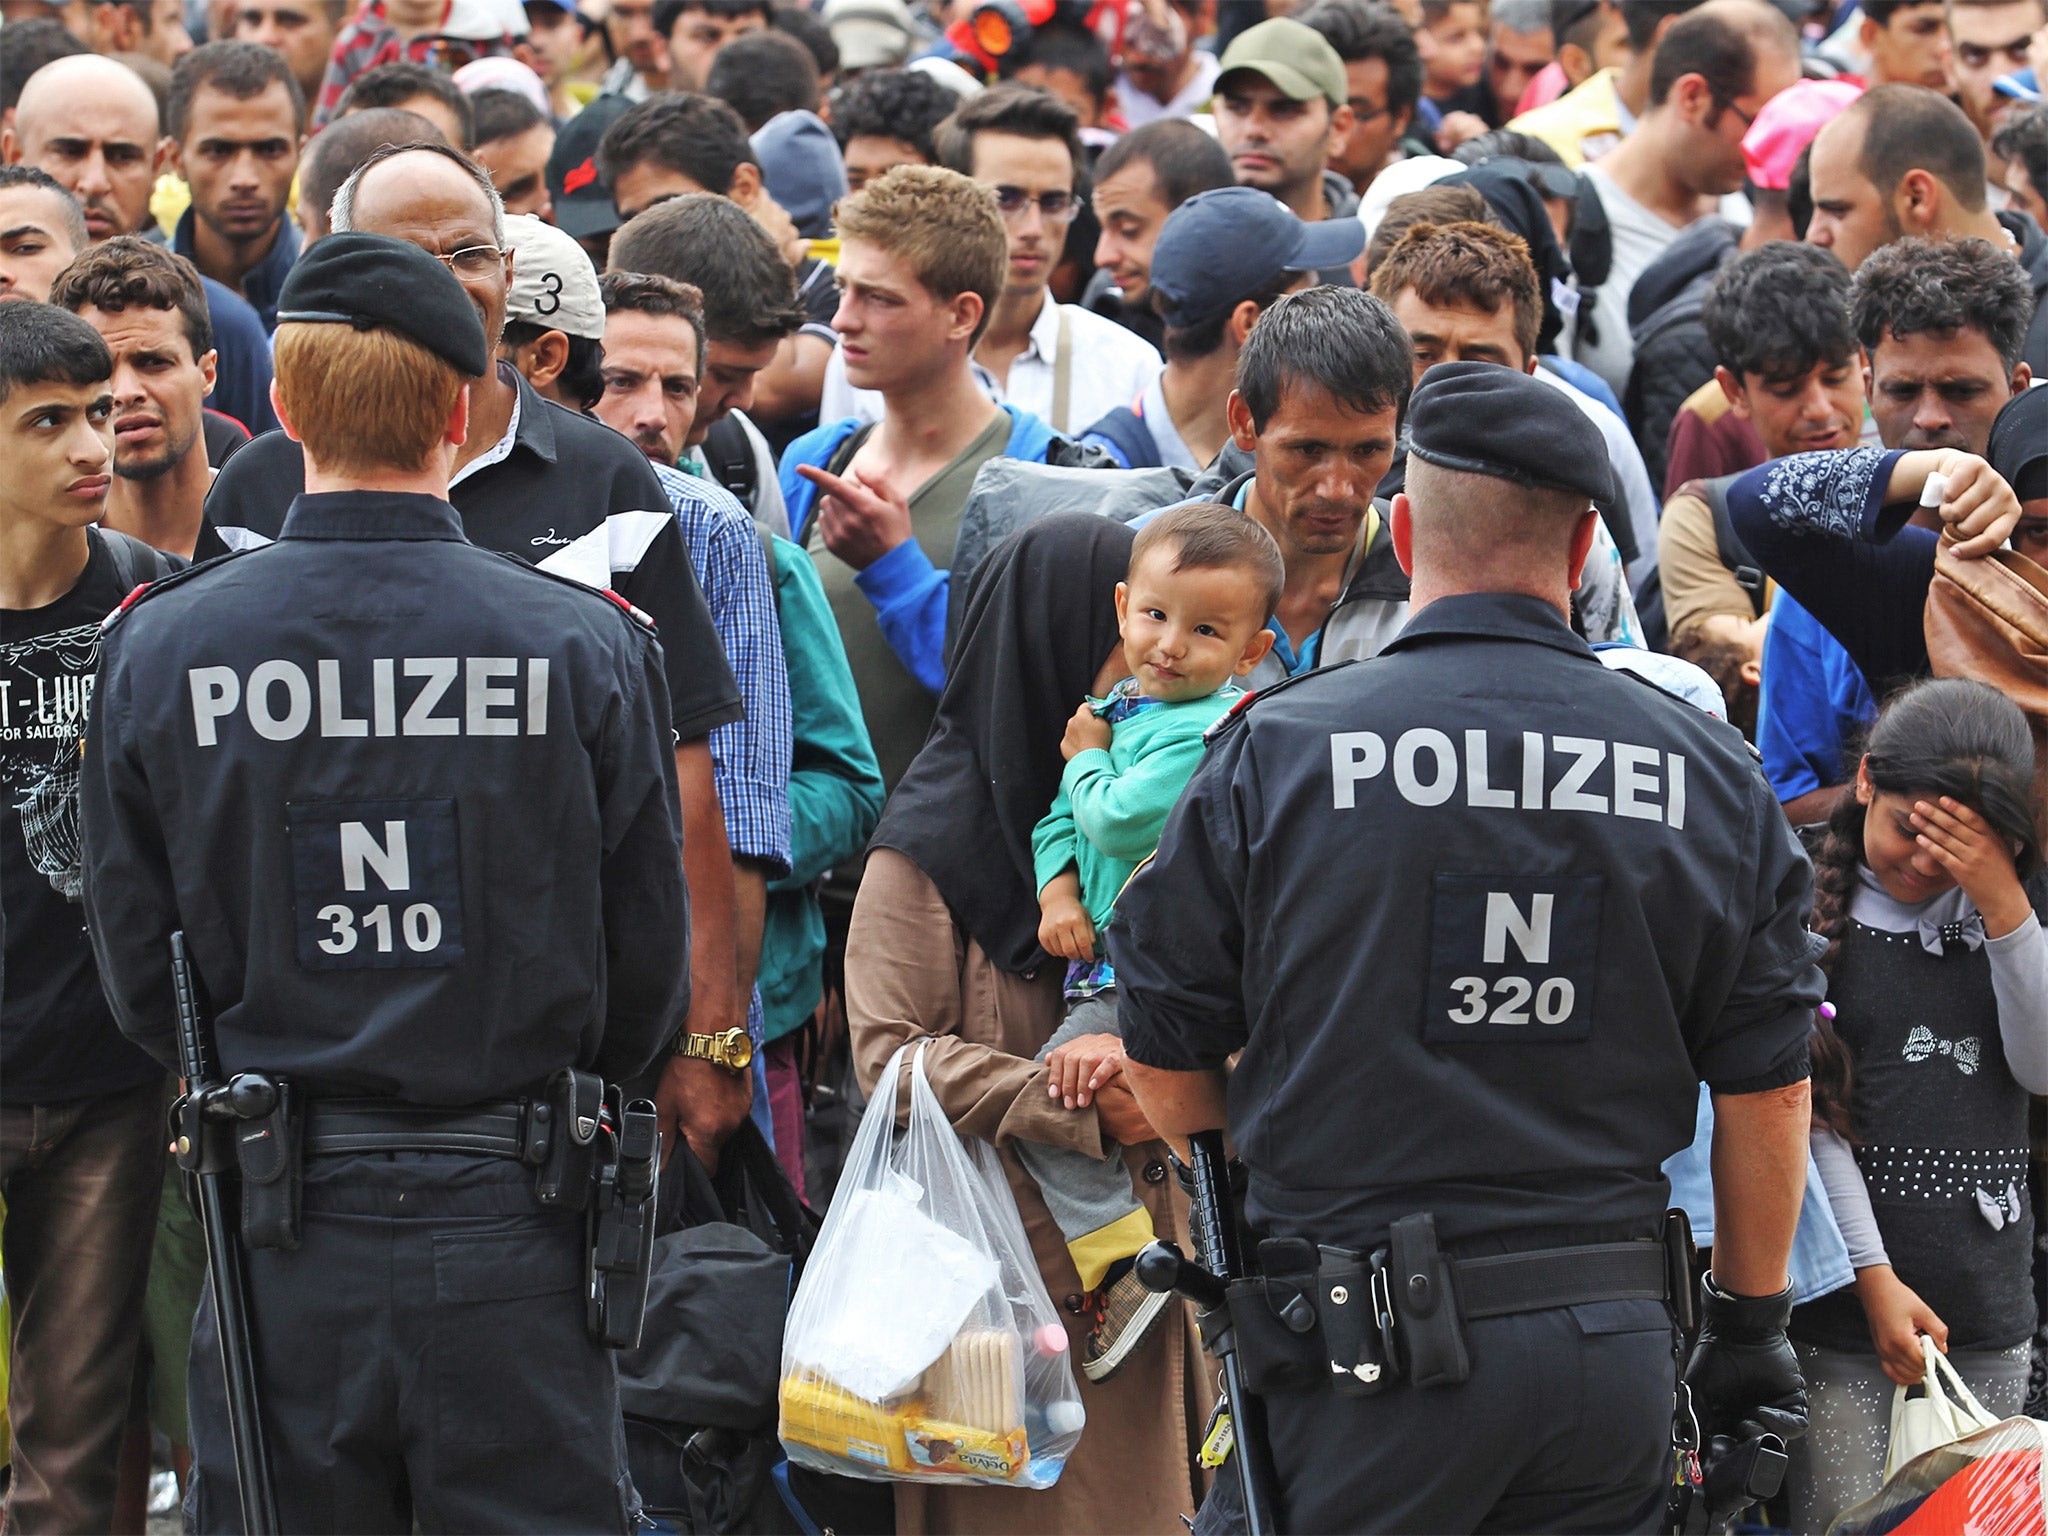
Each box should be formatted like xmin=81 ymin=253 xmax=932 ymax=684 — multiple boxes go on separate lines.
xmin=1050 ymin=304 xmax=1074 ymax=433
xmin=97 ymin=526 xmax=185 ymax=591
xmin=702 ymin=414 xmax=760 ymax=508
xmin=1699 ymin=474 xmax=1767 ymax=618
xmin=825 ymin=422 xmax=875 ymax=477
xmin=1568 ymin=177 xmax=1613 ymax=356
xmin=1082 ymin=407 xmax=1160 ymax=471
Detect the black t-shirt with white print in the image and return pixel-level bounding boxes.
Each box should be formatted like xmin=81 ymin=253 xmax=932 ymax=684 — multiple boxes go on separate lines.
xmin=1 ymin=529 xmax=163 ymax=1103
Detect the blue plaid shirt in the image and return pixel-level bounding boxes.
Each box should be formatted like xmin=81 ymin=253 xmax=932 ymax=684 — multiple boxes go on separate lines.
xmin=654 ymin=461 xmax=794 ymax=881
xmin=655 ymin=464 xmax=793 ymax=1117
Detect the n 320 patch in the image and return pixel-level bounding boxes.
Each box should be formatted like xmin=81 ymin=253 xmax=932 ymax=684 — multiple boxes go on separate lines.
xmin=288 ymin=799 xmax=465 ymax=970
xmin=1424 ymin=873 xmax=1602 ymax=1043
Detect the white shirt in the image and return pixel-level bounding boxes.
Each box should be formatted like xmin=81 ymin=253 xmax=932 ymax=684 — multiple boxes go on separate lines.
xmin=1532 ymin=363 xmax=1661 ymax=582
xmin=817 ymin=292 xmax=1162 ymax=436
xmin=1113 ymin=51 xmax=1222 ymax=128
xmin=1135 ymin=370 xmax=1200 ymax=471
xmin=1573 ymin=164 xmax=1684 ymax=400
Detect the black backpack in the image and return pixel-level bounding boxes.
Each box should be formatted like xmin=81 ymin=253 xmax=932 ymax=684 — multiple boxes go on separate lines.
xmin=616 ymin=1123 xmax=891 ymax=1535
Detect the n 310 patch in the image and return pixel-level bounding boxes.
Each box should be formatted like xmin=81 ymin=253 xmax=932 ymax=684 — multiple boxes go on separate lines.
xmin=1424 ymin=873 xmax=1602 ymax=1043
xmin=288 ymin=799 xmax=464 ymax=970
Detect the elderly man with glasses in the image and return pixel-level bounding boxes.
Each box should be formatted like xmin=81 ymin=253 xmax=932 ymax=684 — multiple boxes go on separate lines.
xmin=200 ymin=141 xmax=763 ymax=1177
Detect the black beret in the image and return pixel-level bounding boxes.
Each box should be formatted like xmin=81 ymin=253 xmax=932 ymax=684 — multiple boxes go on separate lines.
xmin=1406 ymin=361 xmax=1615 ymax=505
xmin=275 ymin=231 xmax=490 ymax=377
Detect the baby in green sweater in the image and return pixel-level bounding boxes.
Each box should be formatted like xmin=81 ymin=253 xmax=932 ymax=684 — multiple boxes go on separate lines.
xmin=1025 ymin=502 xmax=1282 ymax=1383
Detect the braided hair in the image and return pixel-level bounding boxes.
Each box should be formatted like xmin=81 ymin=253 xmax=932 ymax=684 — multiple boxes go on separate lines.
xmin=1806 ymin=678 xmax=2042 ymax=1139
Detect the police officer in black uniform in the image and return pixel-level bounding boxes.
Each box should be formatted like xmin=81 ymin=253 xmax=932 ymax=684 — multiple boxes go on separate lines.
xmin=1113 ymin=363 xmax=1824 ymax=1534
xmin=79 ymin=234 xmax=690 ymax=1532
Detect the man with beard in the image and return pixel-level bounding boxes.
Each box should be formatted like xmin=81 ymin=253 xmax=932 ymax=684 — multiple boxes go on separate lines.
xmin=54 ymin=238 xmax=216 ymax=559
xmin=167 ymin=41 xmax=305 ymax=332
xmin=3 ymin=52 xmax=279 ymax=433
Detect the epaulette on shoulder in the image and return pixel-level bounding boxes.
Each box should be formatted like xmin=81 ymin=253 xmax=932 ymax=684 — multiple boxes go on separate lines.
xmin=482 ymin=549 xmax=659 ymax=632
xmin=1604 ymin=660 xmax=1763 ymax=763
xmin=98 ymin=549 xmax=246 ymax=634
xmin=1202 ymin=660 xmax=1361 ymax=742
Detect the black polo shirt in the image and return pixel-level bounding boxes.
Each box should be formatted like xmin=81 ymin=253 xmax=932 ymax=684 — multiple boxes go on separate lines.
xmin=201 ymin=367 xmax=741 ymax=742
xmin=1111 ymin=593 xmax=1823 ymax=1254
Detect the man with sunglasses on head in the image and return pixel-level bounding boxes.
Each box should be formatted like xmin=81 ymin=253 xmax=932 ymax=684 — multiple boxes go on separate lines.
xmin=201 ymin=143 xmax=761 ymax=1176
xmin=817 ymin=83 xmax=1161 ymax=437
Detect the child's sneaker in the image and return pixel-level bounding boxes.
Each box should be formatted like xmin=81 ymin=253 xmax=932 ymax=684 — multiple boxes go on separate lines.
xmin=1080 ymin=1257 xmax=1173 ymax=1382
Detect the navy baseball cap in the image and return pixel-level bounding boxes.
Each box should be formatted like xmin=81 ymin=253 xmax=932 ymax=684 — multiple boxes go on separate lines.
xmin=547 ymin=93 xmax=631 ymax=242
xmin=1148 ymin=187 xmax=1366 ymax=329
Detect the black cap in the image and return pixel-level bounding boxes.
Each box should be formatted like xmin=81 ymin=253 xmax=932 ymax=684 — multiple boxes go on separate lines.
xmin=547 ymin=93 xmax=630 ymax=241
xmin=1407 ymin=361 xmax=1614 ymax=503
xmin=1989 ymin=385 xmax=2048 ymax=504
xmin=275 ymin=231 xmax=489 ymax=377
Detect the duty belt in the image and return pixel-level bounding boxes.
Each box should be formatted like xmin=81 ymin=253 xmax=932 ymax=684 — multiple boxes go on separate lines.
xmin=1451 ymin=1239 xmax=1670 ymax=1318
xmin=1227 ymin=1214 xmax=1683 ymax=1398
xmin=303 ymin=1099 xmax=551 ymax=1164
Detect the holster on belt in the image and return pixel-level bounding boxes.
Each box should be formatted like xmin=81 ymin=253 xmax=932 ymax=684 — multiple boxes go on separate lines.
xmin=1228 ymin=1212 xmax=1680 ymax=1400
xmin=1385 ymin=1213 xmax=1469 ymax=1388
xmin=1223 ymin=1239 xmax=1325 ymax=1396
xmin=536 ymin=1068 xmax=604 ymax=1211
xmin=1318 ymin=1246 xmax=1396 ymax=1397
xmin=234 ymin=1081 xmax=302 ymax=1251
xmin=587 ymin=1094 xmax=660 ymax=1348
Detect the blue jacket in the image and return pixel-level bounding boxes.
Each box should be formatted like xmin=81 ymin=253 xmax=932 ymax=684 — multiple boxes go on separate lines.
xmin=778 ymin=404 xmax=1060 ymax=693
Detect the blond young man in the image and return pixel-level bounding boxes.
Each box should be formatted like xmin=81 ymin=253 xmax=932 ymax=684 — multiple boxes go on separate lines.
xmin=778 ymin=164 xmax=1072 ymax=788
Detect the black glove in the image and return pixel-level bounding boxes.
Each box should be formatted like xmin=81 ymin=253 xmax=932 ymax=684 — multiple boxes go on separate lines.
xmin=1682 ymin=1273 xmax=1808 ymax=1446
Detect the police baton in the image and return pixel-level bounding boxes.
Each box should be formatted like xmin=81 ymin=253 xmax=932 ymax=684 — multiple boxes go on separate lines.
xmin=171 ymin=932 xmax=281 ymax=1535
xmin=1136 ymin=1129 xmax=1280 ymax=1536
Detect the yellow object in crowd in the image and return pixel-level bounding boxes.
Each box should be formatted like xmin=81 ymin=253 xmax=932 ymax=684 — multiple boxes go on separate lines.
xmin=781 ymin=1326 xmax=1031 ymax=1482
xmin=1506 ymin=66 xmax=1626 ymax=169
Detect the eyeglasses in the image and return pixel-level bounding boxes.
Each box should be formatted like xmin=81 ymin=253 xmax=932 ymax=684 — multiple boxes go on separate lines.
xmin=1714 ymin=95 xmax=1756 ymax=130
xmin=436 ymin=243 xmax=507 ymax=278
xmin=1347 ymin=97 xmax=1393 ymax=124
xmin=991 ymin=185 xmax=1077 ymax=222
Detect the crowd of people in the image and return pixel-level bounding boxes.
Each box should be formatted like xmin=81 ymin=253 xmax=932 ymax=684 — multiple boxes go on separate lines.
xmin=0 ymin=0 xmax=2046 ymax=1530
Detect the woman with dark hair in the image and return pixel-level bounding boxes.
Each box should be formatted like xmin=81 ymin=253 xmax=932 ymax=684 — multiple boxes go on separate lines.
xmin=1787 ymin=677 xmax=2048 ymax=1531
xmin=844 ymin=512 xmax=1214 ymax=1536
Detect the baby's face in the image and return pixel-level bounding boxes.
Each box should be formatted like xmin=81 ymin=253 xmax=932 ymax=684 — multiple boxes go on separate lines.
xmin=1115 ymin=551 xmax=1274 ymax=704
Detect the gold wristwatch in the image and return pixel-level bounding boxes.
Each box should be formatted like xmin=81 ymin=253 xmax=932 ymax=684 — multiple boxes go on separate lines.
xmin=672 ymin=1025 xmax=754 ymax=1073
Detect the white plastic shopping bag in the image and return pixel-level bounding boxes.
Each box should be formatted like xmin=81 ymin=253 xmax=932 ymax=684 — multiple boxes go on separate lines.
xmin=779 ymin=1042 xmax=1086 ymax=1488
xmin=1885 ymin=1336 xmax=2005 ymax=1480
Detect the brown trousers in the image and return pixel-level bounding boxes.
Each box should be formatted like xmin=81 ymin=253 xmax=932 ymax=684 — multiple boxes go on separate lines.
xmin=846 ymin=849 xmax=1214 ymax=1536
xmin=2 ymin=1077 xmax=166 ymax=1535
